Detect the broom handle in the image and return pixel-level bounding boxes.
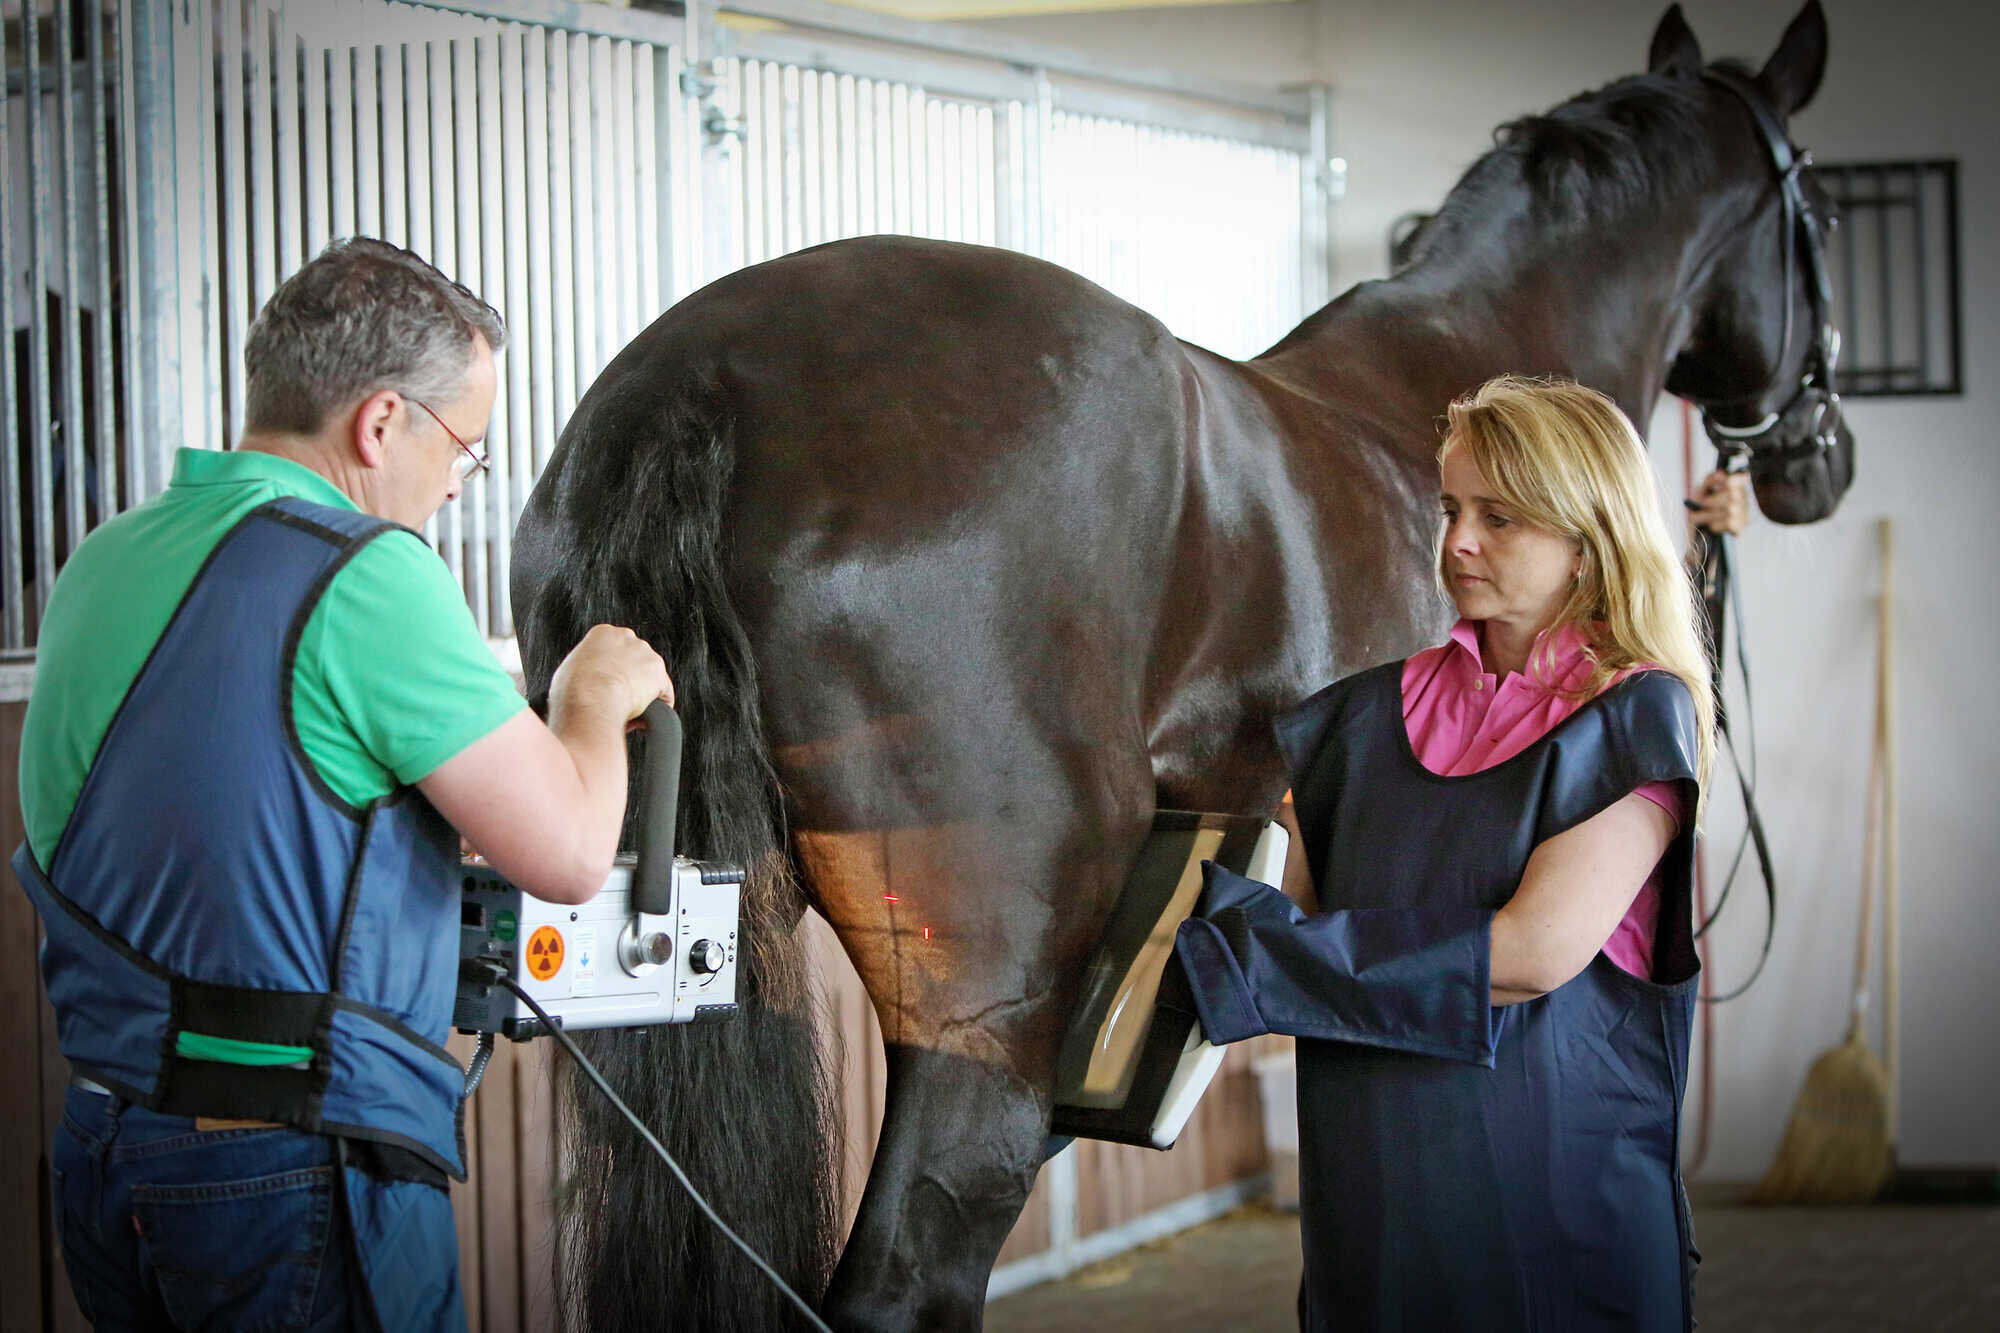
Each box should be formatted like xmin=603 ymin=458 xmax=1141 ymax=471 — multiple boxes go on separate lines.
xmin=1879 ymin=518 xmax=1900 ymax=1143
xmin=1849 ymin=632 xmax=1883 ymax=1040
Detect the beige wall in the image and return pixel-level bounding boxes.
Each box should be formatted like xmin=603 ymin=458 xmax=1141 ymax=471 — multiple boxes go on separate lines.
xmin=976 ymin=0 xmax=2000 ymax=1178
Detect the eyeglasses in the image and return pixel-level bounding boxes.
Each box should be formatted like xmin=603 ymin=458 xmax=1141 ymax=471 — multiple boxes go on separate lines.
xmin=411 ymin=399 xmax=488 ymax=482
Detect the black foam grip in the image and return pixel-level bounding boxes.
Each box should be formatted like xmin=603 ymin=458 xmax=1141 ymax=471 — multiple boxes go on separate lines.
xmin=631 ymin=700 xmax=683 ymax=916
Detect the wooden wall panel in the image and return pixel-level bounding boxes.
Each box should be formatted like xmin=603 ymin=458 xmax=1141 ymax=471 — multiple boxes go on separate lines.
xmin=1075 ymin=1034 xmax=1288 ymax=1238
xmin=994 ymin=1171 xmax=1054 ymax=1266
xmin=0 ymin=700 xmax=47 ymax=1333
xmin=0 ymin=699 xmax=88 ymax=1333
xmin=515 ymin=1041 xmax=560 ymax=1332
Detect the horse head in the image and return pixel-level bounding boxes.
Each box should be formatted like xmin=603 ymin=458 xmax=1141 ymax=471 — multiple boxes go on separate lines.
xmin=1654 ymin=1 xmax=1854 ymax=524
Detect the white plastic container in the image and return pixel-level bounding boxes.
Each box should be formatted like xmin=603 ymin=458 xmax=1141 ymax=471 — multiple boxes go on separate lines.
xmin=1253 ymin=1048 xmax=1300 ymax=1210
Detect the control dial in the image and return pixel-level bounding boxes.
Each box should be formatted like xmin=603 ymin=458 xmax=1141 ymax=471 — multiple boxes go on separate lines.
xmin=688 ymin=939 xmax=726 ymax=975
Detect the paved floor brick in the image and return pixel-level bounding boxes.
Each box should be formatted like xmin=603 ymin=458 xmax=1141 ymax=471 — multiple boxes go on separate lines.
xmin=986 ymin=1195 xmax=2000 ymax=1331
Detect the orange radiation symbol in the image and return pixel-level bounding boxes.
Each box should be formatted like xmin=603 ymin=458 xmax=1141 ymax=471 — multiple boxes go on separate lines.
xmin=525 ymin=926 xmax=565 ymax=982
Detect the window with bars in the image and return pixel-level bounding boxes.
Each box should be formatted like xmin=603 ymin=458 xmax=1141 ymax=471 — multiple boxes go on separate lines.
xmin=1816 ymin=158 xmax=1963 ymax=397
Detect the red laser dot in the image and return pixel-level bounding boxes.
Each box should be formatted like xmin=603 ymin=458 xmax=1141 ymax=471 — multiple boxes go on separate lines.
xmin=883 ymin=893 xmax=900 ymax=903
xmin=922 ymin=926 xmax=932 ymax=940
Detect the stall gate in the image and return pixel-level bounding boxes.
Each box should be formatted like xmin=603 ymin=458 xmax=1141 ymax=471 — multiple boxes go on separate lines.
xmin=1 ymin=2 xmax=1330 ymax=1328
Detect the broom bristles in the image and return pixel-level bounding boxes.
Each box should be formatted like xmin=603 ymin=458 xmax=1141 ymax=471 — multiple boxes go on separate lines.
xmin=1750 ymin=1033 xmax=1893 ymax=1205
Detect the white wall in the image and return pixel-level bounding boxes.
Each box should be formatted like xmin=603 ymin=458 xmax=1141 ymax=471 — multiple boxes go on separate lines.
xmin=979 ymin=0 xmax=2000 ymax=1176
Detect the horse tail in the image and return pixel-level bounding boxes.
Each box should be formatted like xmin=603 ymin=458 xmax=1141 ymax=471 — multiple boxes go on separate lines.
xmin=513 ymin=373 xmax=842 ymax=1331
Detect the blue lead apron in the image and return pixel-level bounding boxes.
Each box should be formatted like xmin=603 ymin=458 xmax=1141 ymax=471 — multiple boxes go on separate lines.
xmin=14 ymin=496 xmax=471 ymax=1330
xmin=1175 ymin=662 xmax=1702 ymax=1332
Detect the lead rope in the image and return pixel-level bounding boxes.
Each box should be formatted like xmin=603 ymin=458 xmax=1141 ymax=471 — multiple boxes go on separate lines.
xmin=1692 ymin=471 xmax=1779 ymax=1003
xmin=1683 ymin=403 xmax=1715 ymax=1180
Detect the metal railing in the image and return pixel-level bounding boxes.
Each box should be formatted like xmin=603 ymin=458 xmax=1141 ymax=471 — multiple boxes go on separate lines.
xmin=1 ymin=0 xmax=1333 ymax=658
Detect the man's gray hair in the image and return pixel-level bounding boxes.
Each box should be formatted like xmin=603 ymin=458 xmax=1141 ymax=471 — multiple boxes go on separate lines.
xmin=243 ymin=237 xmax=506 ymax=435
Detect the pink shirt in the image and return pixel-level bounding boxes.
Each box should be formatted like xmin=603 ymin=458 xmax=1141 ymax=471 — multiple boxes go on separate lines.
xmin=1400 ymin=619 xmax=1684 ymax=980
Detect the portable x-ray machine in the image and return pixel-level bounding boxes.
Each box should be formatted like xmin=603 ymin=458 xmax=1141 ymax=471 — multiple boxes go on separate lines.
xmin=449 ymin=704 xmax=834 ymax=1331
xmin=452 ymin=701 xmax=741 ymax=1040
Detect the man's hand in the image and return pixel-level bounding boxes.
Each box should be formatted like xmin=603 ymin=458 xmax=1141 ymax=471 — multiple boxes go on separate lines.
xmin=548 ymin=624 xmax=674 ymax=731
xmin=1687 ymin=469 xmax=1750 ymax=536
xmin=421 ymin=623 xmax=673 ymax=906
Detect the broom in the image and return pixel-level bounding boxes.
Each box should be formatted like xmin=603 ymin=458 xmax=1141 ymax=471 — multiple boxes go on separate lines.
xmin=1749 ymin=518 xmax=1895 ymax=1205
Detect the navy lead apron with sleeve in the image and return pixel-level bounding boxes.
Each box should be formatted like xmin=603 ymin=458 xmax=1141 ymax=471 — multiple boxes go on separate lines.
xmin=1174 ymin=661 xmax=1702 ymax=1332
xmin=14 ymin=497 xmax=470 ymax=1329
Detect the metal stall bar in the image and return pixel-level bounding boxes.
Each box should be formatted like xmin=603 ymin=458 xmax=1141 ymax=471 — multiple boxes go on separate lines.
xmin=1 ymin=15 xmax=18 ymax=648
xmin=1910 ymin=164 xmax=1927 ymax=391
xmin=87 ymin=0 xmax=120 ymax=526
xmin=380 ymin=37 xmax=408 ymax=249
xmin=330 ymin=36 xmax=356 ymax=241
xmin=305 ymin=27 xmax=330 ymax=257
xmin=1944 ymin=162 xmax=1961 ymax=395
xmin=23 ymin=0 xmax=56 ymax=619
xmin=355 ymin=30 xmax=382 ymax=239
xmin=498 ymin=22 xmax=532 ymax=635
xmin=664 ymin=34 xmax=696 ymax=310
xmin=477 ymin=28 xmax=508 ymax=634
xmin=545 ymin=29 xmax=577 ymax=467
xmin=589 ymin=36 xmax=617 ymax=371
xmin=54 ymin=0 xmax=86 ymax=559
xmin=635 ymin=42 xmax=665 ymax=332
xmin=195 ymin=0 xmax=223 ymax=451
xmin=120 ymin=0 xmax=176 ymax=522
xmin=610 ymin=37 xmax=638 ymax=348
xmin=249 ymin=2 xmax=279 ymax=303
xmin=221 ymin=0 xmax=254 ymax=444
xmin=451 ymin=27 xmax=483 ymax=623
xmin=275 ymin=2 xmax=304 ymax=283
xmin=1875 ymin=162 xmax=1892 ymax=386
xmin=717 ymin=0 xmax=1305 ymax=123
xmin=422 ymin=30 xmax=457 ymax=579
xmin=565 ymin=31 xmax=597 ymax=390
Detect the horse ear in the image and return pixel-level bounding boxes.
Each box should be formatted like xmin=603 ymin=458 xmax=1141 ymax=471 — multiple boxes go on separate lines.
xmin=1758 ymin=0 xmax=1830 ymax=117
xmin=1648 ymin=4 xmax=1703 ymax=78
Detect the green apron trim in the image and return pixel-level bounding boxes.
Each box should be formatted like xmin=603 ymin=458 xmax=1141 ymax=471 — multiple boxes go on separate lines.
xmin=174 ymin=1031 xmax=314 ymax=1067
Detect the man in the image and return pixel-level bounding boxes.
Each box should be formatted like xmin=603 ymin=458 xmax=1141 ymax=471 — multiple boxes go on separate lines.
xmin=17 ymin=238 xmax=667 ymax=1329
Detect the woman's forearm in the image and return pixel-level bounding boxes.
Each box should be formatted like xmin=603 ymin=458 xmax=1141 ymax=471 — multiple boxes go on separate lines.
xmin=1484 ymin=791 xmax=1676 ymax=1005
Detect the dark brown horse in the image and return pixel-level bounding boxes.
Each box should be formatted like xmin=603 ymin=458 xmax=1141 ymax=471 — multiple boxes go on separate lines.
xmin=512 ymin=5 xmax=1851 ymax=1329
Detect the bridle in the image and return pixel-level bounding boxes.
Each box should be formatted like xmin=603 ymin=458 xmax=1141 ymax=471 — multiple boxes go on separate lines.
xmin=1691 ymin=67 xmax=1843 ymax=477
xmin=1684 ymin=68 xmax=1847 ymax=1002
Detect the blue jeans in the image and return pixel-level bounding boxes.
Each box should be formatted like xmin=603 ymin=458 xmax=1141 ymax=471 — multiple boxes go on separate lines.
xmin=51 ymin=1087 xmax=466 ymax=1332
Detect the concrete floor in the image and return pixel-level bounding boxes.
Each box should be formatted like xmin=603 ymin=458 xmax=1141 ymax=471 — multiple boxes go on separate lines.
xmin=985 ymin=1192 xmax=2000 ymax=1332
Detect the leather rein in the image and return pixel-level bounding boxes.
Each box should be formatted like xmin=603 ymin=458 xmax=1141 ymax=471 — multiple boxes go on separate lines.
xmin=1685 ymin=69 xmax=1845 ymax=1002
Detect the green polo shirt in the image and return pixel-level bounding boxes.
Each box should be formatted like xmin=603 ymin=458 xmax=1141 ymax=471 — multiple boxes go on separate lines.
xmin=20 ymin=447 xmax=526 ymax=864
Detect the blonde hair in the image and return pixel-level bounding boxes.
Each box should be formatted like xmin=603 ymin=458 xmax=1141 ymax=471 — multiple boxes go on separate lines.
xmin=1438 ymin=375 xmax=1715 ymax=812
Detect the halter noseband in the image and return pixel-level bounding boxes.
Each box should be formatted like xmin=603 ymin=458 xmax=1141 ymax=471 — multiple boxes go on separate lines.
xmin=1693 ymin=68 xmax=1843 ymax=473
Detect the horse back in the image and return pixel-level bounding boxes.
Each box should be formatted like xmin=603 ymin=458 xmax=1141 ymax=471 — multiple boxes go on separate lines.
xmin=518 ymin=235 xmax=1439 ymax=817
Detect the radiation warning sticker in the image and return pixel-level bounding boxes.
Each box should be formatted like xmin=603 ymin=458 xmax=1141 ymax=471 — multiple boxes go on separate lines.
xmin=525 ymin=926 xmax=565 ymax=982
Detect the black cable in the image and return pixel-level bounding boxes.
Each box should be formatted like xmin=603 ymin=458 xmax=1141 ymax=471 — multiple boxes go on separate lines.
xmin=468 ymin=962 xmax=834 ymax=1333
xmin=463 ymin=1030 xmax=495 ymax=1097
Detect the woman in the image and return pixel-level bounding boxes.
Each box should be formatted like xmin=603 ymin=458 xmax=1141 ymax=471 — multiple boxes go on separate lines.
xmin=1171 ymin=375 xmax=1716 ymax=1332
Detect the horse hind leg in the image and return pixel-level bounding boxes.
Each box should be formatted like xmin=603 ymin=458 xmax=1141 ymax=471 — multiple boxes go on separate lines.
xmin=821 ymin=1042 xmax=1050 ymax=1331
xmin=795 ymin=792 xmax=1151 ymax=1331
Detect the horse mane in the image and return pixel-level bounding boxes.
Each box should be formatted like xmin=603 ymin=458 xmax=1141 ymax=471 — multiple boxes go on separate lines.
xmin=1402 ymin=60 xmax=1757 ymax=269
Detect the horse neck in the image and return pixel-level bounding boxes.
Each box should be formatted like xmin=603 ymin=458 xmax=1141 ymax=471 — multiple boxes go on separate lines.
xmin=1260 ymin=189 xmax=1719 ymax=444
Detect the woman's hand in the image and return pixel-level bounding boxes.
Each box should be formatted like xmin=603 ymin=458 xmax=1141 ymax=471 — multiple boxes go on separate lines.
xmin=1488 ymin=791 xmax=1677 ymax=1005
xmin=1687 ymin=469 xmax=1749 ymax=536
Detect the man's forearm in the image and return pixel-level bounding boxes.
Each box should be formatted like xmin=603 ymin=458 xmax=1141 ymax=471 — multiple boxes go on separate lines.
xmin=546 ymin=693 xmax=634 ymax=880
